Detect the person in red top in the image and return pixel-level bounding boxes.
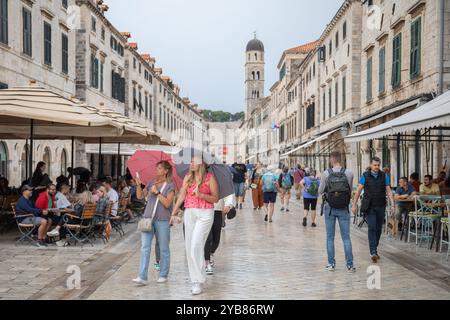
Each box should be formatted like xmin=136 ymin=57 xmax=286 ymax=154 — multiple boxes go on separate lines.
xmin=35 ymin=184 xmax=57 ymax=240
xmin=35 ymin=183 xmax=57 ymax=210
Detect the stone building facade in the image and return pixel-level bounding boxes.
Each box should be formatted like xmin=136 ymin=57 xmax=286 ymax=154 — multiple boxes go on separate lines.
xmin=349 ymin=0 xmax=450 ymax=184
xmin=0 ymin=0 xmax=77 ymax=186
xmin=0 ymin=0 xmax=207 ymax=187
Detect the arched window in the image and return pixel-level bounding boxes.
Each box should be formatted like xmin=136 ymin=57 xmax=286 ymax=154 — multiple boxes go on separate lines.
xmin=0 ymin=142 xmax=7 ymax=178
xmin=248 ymin=53 xmax=250 ymax=61
xmin=257 ymin=91 xmax=260 ymax=98
xmin=255 ymin=53 xmax=257 ymax=60
xmin=21 ymin=145 xmax=28 ymax=182
xmin=251 ymin=71 xmax=255 ymax=80
xmin=257 ymin=71 xmax=260 ymax=80
xmin=60 ymin=149 xmax=67 ymax=175
xmin=43 ymin=147 xmax=51 ymax=177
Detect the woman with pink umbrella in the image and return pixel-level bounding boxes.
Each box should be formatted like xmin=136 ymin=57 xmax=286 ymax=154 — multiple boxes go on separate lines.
xmin=132 ymin=160 xmax=176 ymax=285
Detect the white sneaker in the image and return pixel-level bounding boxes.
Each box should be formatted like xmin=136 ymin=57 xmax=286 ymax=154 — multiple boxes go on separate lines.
xmin=191 ymin=282 xmax=203 ymax=295
xmin=132 ymin=277 xmax=148 ymax=286
xmin=47 ymin=229 xmax=60 ymax=237
xmin=206 ymin=263 xmax=214 ymax=275
xmin=157 ymin=277 xmax=167 ymax=283
xmin=55 ymin=240 xmax=67 ymax=247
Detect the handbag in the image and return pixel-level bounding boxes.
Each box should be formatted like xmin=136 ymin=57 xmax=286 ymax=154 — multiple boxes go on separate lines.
xmin=138 ymin=182 xmax=167 ymax=233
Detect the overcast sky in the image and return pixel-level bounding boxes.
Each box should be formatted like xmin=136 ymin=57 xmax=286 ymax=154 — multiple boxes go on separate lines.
xmin=105 ymin=0 xmax=343 ymax=113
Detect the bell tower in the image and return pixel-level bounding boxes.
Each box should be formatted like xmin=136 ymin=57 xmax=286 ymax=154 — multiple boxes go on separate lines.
xmin=245 ymin=33 xmax=265 ymax=119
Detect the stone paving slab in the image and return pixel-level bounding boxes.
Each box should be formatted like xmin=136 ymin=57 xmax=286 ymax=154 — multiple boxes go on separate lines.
xmin=0 ymin=197 xmax=449 ymax=300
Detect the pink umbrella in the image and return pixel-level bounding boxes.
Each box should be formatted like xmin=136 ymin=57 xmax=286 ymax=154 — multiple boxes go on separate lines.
xmin=127 ymin=150 xmax=183 ymax=189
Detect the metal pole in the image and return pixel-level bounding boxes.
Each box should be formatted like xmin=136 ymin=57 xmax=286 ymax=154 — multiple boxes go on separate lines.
xmin=71 ymin=137 xmax=74 ymax=189
xmin=29 ymin=120 xmax=34 ymax=181
xmin=25 ymin=139 xmax=29 ymax=181
xmin=415 ymin=130 xmax=421 ymax=176
xmin=98 ymin=137 xmax=102 ymax=178
xmin=116 ymin=143 xmax=121 ymax=186
xmin=396 ymin=134 xmax=401 ymax=186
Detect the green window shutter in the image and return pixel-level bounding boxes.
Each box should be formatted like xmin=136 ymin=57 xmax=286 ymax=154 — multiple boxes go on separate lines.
xmin=367 ymin=57 xmax=373 ymax=101
xmin=23 ymin=8 xmax=32 ymax=56
xmin=335 ymin=81 xmax=339 ymax=114
xmin=392 ymin=34 xmax=402 ymax=88
xmin=95 ymin=58 xmax=99 ymax=88
xmin=100 ymin=63 xmax=104 ymax=92
xmin=342 ymin=76 xmax=346 ymax=111
xmin=90 ymin=55 xmax=94 ymax=87
xmin=0 ymin=0 xmax=8 ymax=44
xmin=379 ymin=48 xmax=385 ymax=94
xmin=410 ymin=17 xmax=421 ymax=79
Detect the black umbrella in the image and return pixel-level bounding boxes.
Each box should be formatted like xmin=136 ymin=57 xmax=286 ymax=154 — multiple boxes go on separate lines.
xmin=173 ymin=148 xmax=234 ymax=199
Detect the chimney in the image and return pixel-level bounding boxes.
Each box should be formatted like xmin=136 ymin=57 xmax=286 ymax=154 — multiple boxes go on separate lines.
xmin=128 ymin=42 xmax=138 ymax=50
xmin=141 ymin=54 xmax=151 ymax=63
xmin=154 ymin=68 xmax=163 ymax=75
xmin=121 ymin=32 xmax=131 ymax=40
xmin=182 ymin=97 xmax=190 ymax=105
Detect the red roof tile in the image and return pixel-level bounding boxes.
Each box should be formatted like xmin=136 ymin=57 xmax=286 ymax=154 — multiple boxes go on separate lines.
xmin=284 ymin=40 xmax=319 ymax=55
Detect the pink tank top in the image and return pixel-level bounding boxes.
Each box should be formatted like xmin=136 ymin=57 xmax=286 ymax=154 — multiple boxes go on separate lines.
xmin=184 ymin=172 xmax=214 ymax=209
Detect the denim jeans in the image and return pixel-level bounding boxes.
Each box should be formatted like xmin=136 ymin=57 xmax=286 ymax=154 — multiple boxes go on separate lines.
xmin=324 ymin=204 xmax=354 ymax=267
xmin=366 ymin=206 xmax=385 ymax=256
xmin=138 ymin=220 xmax=170 ymax=280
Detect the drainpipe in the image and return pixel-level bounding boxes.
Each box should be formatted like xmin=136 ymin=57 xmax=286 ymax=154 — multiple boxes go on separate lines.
xmin=438 ymin=0 xmax=445 ymax=95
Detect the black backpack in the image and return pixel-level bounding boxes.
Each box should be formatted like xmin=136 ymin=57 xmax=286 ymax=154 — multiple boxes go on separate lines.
xmin=325 ymin=168 xmax=351 ymax=209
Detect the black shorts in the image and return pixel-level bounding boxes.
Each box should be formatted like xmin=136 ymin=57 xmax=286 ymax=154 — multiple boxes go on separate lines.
xmin=304 ymin=198 xmax=318 ymax=210
xmin=263 ymin=192 xmax=277 ymax=204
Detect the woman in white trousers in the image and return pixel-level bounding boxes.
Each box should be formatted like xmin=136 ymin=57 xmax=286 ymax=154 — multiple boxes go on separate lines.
xmin=171 ymin=156 xmax=219 ymax=295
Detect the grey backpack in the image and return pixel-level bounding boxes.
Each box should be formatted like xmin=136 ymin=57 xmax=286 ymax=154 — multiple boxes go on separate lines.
xmin=325 ymin=168 xmax=351 ymax=209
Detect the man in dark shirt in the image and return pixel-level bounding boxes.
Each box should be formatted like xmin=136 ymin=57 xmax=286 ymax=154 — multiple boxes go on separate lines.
xmin=15 ymin=185 xmax=50 ymax=247
xmin=232 ymin=161 xmax=247 ymax=209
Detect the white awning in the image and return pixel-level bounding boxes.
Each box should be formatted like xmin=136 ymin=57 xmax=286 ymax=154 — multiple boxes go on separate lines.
xmin=354 ymin=97 xmax=423 ymax=127
xmin=282 ymin=128 xmax=341 ymax=157
xmin=345 ymin=90 xmax=450 ymax=143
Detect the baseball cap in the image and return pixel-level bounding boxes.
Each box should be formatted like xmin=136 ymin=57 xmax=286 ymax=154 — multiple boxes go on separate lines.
xmin=21 ymin=185 xmax=34 ymax=192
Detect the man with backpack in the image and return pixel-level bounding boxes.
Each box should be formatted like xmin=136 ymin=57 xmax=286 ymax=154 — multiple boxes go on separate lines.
xmin=300 ymin=169 xmax=320 ymax=227
xmin=352 ymin=157 xmax=395 ymax=263
xmin=318 ymin=151 xmax=355 ymax=272
xmin=292 ymin=164 xmax=306 ymax=200
xmin=261 ymin=165 xmax=281 ymax=223
xmin=278 ymin=167 xmax=294 ymax=212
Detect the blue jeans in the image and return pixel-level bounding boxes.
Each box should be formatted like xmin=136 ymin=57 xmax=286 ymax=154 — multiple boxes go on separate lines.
xmin=366 ymin=206 xmax=385 ymax=256
xmin=234 ymin=182 xmax=244 ymax=197
xmin=138 ymin=220 xmax=170 ymax=280
xmin=324 ymin=204 xmax=354 ymax=267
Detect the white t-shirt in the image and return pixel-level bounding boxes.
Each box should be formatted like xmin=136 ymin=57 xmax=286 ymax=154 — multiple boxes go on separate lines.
xmin=107 ymin=189 xmax=119 ymax=216
xmin=56 ymin=192 xmax=71 ymax=209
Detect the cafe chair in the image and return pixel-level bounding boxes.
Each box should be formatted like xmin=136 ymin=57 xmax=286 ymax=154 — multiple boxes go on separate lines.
xmin=109 ymin=198 xmax=126 ymax=237
xmin=408 ymin=195 xmax=442 ymax=246
xmin=93 ymin=201 xmax=112 ymax=244
xmin=62 ymin=203 xmax=97 ymax=247
xmin=10 ymin=203 xmax=39 ymax=246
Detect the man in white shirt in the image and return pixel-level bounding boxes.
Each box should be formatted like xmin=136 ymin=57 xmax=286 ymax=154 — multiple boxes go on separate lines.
xmin=55 ymin=184 xmax=71 ymax=209
xmin=204 ymin=193 xmax=234 ymax=275
xmin=104 ymin=178 xmax=119 ymax=216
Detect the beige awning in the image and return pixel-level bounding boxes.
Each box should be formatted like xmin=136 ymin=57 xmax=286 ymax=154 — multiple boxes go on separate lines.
xmin=345 ymin=90 xmax=450 ymax=143
xmin=0 ymin=86 xmax=163 ymax=145
xmin=282 ymin=128 xmax=341 ymax=157
xmin=0 ymin=87 xmax=121 ymax=138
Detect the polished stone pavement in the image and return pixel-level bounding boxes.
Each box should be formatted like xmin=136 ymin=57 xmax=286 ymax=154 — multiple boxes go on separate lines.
xmin=0 ymin=196 xmax=449 ymax=300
